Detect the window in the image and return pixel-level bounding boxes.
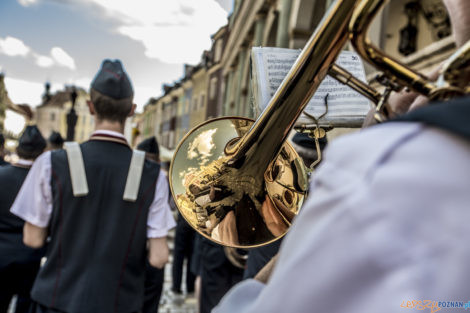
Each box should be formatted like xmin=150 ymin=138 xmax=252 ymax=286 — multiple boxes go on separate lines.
xmin=200 ymin=94 xmax=205 ymax=109
xmin=209 ymin=77 xmax=218 ymax=100
xmin=50 ymin=112 xmax=55 ymax=121
xmin=193 ymin=98 xmax=198 ymax=111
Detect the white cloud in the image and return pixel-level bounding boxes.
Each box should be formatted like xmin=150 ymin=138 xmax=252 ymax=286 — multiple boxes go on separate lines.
xmin=85 ymin=0 xmax=227 ymax=64
xmin=0 ymin=36 xmax=31 ymax=57
xmin=51 ymin=47 xmax=76 ymax=70
xmin=4 ymin=110 xmax=26 ymax=136
xmin=4 ymin=77 xmax=45 ymax=106
xmin=35 ymin=55 xmax=54 ymax=68
xmin=3 ymin=76 xmax=61 ymax=106
xmin=17 ymin=0 xmax=38 ymax=7
xmin=0 ymin=35 xmax=76 ymax=70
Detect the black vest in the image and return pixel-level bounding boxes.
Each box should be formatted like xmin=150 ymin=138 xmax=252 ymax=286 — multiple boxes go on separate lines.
xmin=394 ymin=96 xmax=470 ymax=142
xmin=31 ymin=139 xmax=160 ymax=313
xmin=0 ymin=164 xmax=44 ymax=268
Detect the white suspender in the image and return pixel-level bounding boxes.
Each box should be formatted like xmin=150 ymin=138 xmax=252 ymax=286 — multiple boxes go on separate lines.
xmin=64 ymin=144 xmax=145 ymax=201
xmin=64 ymin=142 xmax=89 ymax=197
xmin=123 ymin=150 xmax=146 ymax=202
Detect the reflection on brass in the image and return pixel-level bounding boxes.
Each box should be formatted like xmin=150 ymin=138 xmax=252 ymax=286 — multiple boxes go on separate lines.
xmin=171 ymin=117 xmax=308 ymax=248
xmin=170 ymin=0 xmax=469 ymax=249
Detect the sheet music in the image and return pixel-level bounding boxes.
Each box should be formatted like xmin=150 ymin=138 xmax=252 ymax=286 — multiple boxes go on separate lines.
xmin=251 ymin=47 xmax=372 ymax=126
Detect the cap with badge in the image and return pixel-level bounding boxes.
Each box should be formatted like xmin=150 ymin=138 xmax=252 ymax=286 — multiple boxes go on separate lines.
xmin=17 ymin=125 xmax=46 ymax=158
xmin=90 ymin=59 xmax=133 ymax=100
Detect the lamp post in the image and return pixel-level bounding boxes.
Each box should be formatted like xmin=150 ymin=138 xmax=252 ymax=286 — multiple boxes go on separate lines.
xmin=66 ymin=87 xmax=78 ymax=141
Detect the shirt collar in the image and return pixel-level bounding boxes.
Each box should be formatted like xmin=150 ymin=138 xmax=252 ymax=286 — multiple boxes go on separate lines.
xmin=14 ymin=159 xmax=34 ymax=168
xmin=89 ymin=130 xmax=129 ymax=146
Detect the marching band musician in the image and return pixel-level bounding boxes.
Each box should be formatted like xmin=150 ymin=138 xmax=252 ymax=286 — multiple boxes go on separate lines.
xmin=46 ymin=132 xmax=64 ymax=151
xmin=136 ymin=136 xmax=166 ymax=313
xmin=10 ymin=60 xmax=176 ymax=313
xmin=0 ymin=126 xmax=46 ymax=313
xmin=0 ymin=134 xmax=8 ymax=166
xmin=214 ymin=0 xmax=470 ymax=312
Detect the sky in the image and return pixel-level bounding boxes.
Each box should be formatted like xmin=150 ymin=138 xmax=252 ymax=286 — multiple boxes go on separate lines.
xmin=0 ymin=0 xmax=233 ymax=133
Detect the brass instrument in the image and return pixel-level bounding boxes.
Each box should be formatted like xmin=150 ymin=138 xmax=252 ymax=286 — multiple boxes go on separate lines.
xmin=170 ymin=0 xmax=469 ymax=249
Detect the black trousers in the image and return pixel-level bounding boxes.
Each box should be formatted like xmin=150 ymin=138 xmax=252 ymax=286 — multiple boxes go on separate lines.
xmin=142 ymin=261 xmax=164 ymax=313
xmin=0 ymin=261 xmax=40 ymax=313
xmin=199 ymin=240 xmax=243 ymax=313
xmin=171 ymin=216 xmax=195 ymax=293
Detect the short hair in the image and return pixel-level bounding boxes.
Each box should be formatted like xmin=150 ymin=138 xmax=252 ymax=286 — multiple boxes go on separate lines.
xmin=90 ymin=88 xmax=133 ymax=123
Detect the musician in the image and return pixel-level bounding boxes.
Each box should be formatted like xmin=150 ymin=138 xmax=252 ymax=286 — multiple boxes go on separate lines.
xmin=214 ymin=1 xmax=470 ymax=312
xmin=0 ymin=126 xmax=46 ymax=313
xmin=136 ymin=136 xmax=165 ymax=313
xmin=0 ymin=134 xmax=8 ymax=166
xmin=10 ymin=60 xmax=176 ymax=313
xmin=199 ymin=237 xmax=244 ymax=313
xmin=46 ymin=131 xmax=64 ymax=151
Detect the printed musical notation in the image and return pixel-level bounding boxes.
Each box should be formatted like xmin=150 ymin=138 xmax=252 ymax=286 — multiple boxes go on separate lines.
xmin=251 ymin=47 xmax=371 ymax=127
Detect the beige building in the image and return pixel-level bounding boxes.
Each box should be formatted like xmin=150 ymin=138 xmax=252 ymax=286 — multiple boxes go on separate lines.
xmin=139 ymin=0 xmax=455 ymax=148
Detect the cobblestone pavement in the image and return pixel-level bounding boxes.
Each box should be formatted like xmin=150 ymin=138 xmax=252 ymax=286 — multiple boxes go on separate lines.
xmin=158 ymin=261 xmax=198 ymax=313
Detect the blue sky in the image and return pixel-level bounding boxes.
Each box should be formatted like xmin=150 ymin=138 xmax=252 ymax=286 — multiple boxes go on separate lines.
xmin=0 ymin=0 xmax=232 ymax=116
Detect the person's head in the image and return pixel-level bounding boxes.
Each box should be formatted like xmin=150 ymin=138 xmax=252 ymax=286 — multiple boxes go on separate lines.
xmin=136 ymin=136 xmax=160 ymax=163
xmin=88 ymin=59 xmax=136 ymax=125
xmin=16 ymin=125 xmax=46 ymax=160
xmin=291 ymin=132 xmax=328 ymax=168
xmin=47 ymin=131 xmax=64 ymax=150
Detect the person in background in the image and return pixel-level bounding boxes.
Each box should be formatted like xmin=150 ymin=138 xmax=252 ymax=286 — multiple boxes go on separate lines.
xmin=137 ymin=137 xmax=159 ymax=163
xmin=171 ymin=197 xmax=196 ymax=298
xmin=46 ymin=132 xmax=64 ymax=151
xmin=137 ymin=136 xmax=165 ymax=313
xmin=10 ymin=59 xmax=176 ymax=313
xmin=0 ymin=126 xmax=46 ymax=313
xmin=0 ymin=134 xmax=8 ymax=166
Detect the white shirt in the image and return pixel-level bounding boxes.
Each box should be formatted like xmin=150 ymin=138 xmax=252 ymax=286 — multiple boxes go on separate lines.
xmin=10 ymin=130 xmax=176 ymax=238
xmin=215 ymin=122 xmax=470 ymax=313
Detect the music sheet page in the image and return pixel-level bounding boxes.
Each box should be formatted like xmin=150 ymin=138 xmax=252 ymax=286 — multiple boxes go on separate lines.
xmin=251 ymin=47 xmax=372 ymax=127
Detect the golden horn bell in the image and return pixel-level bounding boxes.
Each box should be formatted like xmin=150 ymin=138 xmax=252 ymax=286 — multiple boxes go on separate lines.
xmin=170 ymin=0 xmax=469 ymax=248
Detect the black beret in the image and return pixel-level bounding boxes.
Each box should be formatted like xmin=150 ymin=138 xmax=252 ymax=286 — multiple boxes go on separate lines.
xmin=137 ymin=136 xmax=159 ymax=155
xmin=91 ymin=59 xmax=133 ymax=100
xmin=18 ymin=125 xmax=46 ymax=153
xmin=291 ymin=132 xmax=327 ymax=151
xmin=48 ymin=131 xmax=64 ymax=146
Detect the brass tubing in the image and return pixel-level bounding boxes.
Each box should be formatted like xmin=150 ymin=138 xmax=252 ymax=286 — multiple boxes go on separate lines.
xmin=227 ymin=0 xmax=361 ymax=175
xmin=328 ymin=63 xmax=381 ymax=104
xmin=349 ymin=0 xmax=437 ymax=97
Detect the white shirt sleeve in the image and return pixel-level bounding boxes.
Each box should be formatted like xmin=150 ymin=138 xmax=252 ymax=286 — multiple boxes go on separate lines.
xmin=215 ymin=123 xmax=470 ymax=313
xmin=147 ymin=169 xmax=176 ymax=238
xmin=10 ymin=151 xmax=53 ymax=228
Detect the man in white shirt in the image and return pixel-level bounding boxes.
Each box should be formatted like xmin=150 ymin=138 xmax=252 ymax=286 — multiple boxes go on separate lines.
xmin=11 ymin=60 xmax=176 ymax=313
xmin=0 ymin=126 xmax=46 ymax=313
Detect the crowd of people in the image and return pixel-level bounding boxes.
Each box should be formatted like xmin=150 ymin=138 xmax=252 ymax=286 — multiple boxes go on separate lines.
xmin=0 ymin=0 xmax=468 ymax=312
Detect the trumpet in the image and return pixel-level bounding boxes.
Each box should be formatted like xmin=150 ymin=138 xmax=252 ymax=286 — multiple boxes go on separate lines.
xmin=169 ymin=0 xmax=469 ymax=249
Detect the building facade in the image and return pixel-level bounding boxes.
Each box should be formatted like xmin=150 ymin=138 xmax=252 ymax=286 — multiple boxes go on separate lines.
xmin=138 ymin=0 xmax=455 ymax=148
